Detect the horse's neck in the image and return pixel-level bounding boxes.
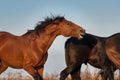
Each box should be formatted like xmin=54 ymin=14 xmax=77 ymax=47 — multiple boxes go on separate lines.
xmin=22 ymin=32 xmax=37 ymax=41
xmin=35 ymin=26 xmax=59 ymax=53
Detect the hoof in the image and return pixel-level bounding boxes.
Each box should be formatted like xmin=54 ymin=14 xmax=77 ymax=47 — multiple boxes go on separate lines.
xmin=33 ymin=73 xmax=43 ymax=80
xmin=60 ymin=70 xmax=68 ymax=80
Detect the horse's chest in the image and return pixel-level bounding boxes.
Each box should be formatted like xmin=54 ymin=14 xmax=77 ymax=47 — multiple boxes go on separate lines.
xmin=35 ymin=53 xmax=48 ymax=68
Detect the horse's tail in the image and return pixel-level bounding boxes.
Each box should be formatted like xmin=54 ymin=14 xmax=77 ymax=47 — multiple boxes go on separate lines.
xmin=65 ymin=38 xmax=71 ymax=66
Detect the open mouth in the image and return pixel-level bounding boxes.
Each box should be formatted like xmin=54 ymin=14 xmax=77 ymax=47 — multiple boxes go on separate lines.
xmin=77 ymin=29 xmax=85 ymax=39
xmin=78 ymin=32 xmax=85 ymax=39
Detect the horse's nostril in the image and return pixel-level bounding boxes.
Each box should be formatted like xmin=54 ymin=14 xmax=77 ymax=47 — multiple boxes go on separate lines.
xmin=82 ymin=29 xmax=85 ymax=33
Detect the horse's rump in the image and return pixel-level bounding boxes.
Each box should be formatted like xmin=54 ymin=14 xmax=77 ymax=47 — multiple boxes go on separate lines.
xmin=105 ymin=33 xmax=120 ymax=69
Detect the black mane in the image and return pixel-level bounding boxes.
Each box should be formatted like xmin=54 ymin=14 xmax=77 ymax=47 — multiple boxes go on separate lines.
xmin=22 ymin=30 xmax=34 ymax=36
xmin=22 ymin=16 xmax=64 ymax=36
xmin=35 ymin=16 xmax=64 ymax=34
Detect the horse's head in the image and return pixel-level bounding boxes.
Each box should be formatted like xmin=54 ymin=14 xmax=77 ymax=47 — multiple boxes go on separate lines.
xmin=53 ymin=17 xmax=85 ymax=39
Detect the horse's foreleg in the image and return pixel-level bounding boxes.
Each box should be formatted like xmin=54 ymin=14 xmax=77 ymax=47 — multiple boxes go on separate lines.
xmin=33 ymin=72 xmax=42 ymax=80
xmin=60 ymin=63 xmax=80 ymax=80
xmin=24 ymin=66 xmax=42 ymax=80
xmin=37 ymin=67 xmax=44 ymax=80
xmin=70 ymin=67 xmax=81 ymax=80
xmin=0 ymin=61 xmax=8 ymax=74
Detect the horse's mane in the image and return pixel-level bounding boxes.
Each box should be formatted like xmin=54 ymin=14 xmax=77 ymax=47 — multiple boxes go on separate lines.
xmin=23 ymin=16 xmax=64 ymax=36
xmin=35 ymin=16 xmax=64 ymax=34
xmin=22 ymin=30 xmax=34 ymax=36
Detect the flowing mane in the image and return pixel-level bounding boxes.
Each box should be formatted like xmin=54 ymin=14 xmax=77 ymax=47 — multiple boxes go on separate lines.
xmin=22 ymin=30 xmax=34 ymax=36
xmin=22 ymin=16 xmax=64 ymax=36
xmin=34 ymin=16 xmax=64 ymax=34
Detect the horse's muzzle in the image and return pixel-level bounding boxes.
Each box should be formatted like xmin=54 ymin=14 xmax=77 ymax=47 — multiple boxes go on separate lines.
xmin=78 ymin=29 xmax=85 ymax=39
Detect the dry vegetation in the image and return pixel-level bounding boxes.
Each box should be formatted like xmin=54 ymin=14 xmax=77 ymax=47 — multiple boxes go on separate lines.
xmin=0 ymin=68 xmax=120 ymax=80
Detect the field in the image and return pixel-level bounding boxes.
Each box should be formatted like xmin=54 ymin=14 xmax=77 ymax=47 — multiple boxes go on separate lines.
xmin=0 ymin=68 xmax=120 ymax=80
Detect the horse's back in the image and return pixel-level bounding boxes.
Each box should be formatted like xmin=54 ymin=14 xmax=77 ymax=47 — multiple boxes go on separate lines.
xmin=0 ymin=32 xmax=26 ymax=68
xmin=107 ymin=33 xmax=120 ymax=49
xmin=0 ymin=32 xmax=23 ymax=45
xmin=0 ymin=31 xmax=13 ymax=35
xmin=0 ymin=31 xmax=19 ymax=40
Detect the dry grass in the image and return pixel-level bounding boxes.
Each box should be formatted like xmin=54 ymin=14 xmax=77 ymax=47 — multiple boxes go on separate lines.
xmin=0 ymin=68 xmax=120 ymax=80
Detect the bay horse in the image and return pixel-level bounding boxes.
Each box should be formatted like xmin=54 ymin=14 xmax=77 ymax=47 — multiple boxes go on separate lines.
xmin=0 ymin=16 xmax=85 ymax=80
xmin=60 ymin=33 xmax=118 ymax=80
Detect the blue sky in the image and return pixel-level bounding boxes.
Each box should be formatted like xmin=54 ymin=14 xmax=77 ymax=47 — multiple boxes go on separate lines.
xmin=0 ymin=0 xmax=120 ymax=77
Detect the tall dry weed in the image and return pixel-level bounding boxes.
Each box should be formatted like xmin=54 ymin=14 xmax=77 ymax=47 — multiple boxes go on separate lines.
xmin=0 ymin=68 xmax=119 ymax=80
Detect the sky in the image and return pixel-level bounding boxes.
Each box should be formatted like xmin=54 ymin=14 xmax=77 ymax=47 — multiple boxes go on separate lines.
xmin=0 ymin=0 xmax=120 ymax=77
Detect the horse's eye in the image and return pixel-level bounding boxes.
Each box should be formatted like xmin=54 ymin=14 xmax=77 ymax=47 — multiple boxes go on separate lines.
xmin=67 ymin=23 xmax=71 ymax=27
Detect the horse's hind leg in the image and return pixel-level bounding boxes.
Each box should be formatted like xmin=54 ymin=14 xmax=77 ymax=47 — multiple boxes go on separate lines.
xmin=101 ymin=65 xmax=114 ymax=80
xmin=95 ymin=69 xmax=104 ymax=80
xmin=70 ymin=68 xmax=81 ymax=80
xmin=108 ymin=66 xmax=114 ymax=80
xmin=0 ymin=60 xmax=8 ymax=74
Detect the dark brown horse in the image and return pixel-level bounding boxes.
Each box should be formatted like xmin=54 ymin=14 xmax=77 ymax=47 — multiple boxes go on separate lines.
xmin=60 ymin=33 xmax=118 ymax=80
xmin=0 ymin=16 xmax=85 ymax=80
